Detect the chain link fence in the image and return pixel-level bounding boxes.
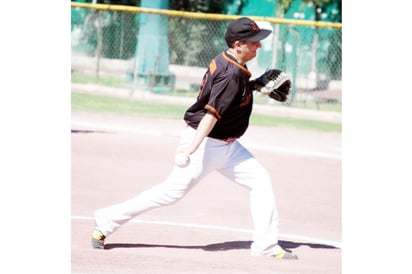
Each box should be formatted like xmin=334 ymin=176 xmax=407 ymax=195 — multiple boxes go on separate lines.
xmin=71 ymin=3 xmax=342 ymax=109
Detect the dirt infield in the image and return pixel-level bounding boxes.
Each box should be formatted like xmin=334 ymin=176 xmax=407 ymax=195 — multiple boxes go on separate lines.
xmin=71 ymin=112 xmax=341 ymax=274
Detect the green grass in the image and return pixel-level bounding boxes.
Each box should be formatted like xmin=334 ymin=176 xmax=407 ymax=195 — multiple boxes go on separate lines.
xmin=253 ymin=92 xmax=342 ymax=112
xmin=71 ymin=92 xmax=341 ymax=132
xmin=71 ymin=71 xmax=342 ymax=112
xmin=72 ymin=92 xmax=186 ymax=119
xmin=250 ymin=114 xmax=341 ymax=132
xmin=71 ymin=72 xmax=129 ymax=87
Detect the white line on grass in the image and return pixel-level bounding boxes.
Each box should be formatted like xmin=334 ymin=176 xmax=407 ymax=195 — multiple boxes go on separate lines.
xmin=72 ymin=215 xmax=341 ymax=249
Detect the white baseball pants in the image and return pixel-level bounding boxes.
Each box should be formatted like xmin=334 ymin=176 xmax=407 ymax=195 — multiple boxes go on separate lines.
xmin=94 ymin=126 xmax=283 ymax=256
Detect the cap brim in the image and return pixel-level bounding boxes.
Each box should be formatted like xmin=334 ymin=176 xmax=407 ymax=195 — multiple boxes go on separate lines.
xmin=247 ymin=29 xmax=272 ymax=42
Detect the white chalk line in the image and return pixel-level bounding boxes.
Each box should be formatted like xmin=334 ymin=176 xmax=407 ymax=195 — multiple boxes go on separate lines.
xmin=71 ymin=120 xmax=176 ymax=136
xmin=71 ymin=120 xmax=341 ymax=160
xmin=72 ymin=215 xmax=341 ymax=249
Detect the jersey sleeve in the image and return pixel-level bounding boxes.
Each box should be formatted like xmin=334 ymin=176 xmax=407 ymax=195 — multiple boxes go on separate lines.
xmin=205 ymin=71 xmax=240 ymax=119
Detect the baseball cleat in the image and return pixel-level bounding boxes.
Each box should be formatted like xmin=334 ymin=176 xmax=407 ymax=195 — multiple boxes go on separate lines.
xmin=91 ymin=229 xmax=105 ymax=249
xmin=272 ymin=249 xmax=298 ymax=260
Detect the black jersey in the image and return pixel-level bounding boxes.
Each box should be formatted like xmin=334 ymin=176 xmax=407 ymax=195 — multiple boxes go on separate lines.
xmin=184 ymin=51 xmax=254 ymax=140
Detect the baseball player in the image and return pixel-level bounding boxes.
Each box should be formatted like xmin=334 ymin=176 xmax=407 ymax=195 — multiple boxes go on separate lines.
xmin=91 ymin=17 xmax=297 ymax=260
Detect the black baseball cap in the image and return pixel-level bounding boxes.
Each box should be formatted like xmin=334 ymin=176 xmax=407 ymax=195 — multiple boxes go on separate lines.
xmin=224 ymin=17 xmax=272 ymax=46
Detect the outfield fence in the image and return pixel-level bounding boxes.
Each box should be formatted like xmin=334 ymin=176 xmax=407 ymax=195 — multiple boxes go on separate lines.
xmin=71 ymin=2 xmax=342 ymax=109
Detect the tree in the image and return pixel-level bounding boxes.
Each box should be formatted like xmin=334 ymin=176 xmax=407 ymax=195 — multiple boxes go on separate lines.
xmin=310 ymin=0 xmax=341 ymax=80
xmin=303 ymin=0 xmax=341 ymax=83
xmin=274 ymin=0 xmax=341 ymax=85
xmin=168 ymin=0 xmax=229 ymax=66
xmin=271 ymin=0 xmax=294 ymax=69
xmin=169 ymin=0 xmax=226 ymax=13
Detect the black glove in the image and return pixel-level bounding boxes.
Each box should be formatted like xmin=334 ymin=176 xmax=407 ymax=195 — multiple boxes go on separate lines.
xmin=249 ymin=69 xmax=292 ymax=102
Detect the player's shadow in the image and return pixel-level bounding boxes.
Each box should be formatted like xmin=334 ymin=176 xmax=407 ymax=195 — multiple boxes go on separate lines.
xmin=104 ymin=240 xmax=339 ymax=251
xmin=71 ymin=129 xmax=107 ymax=134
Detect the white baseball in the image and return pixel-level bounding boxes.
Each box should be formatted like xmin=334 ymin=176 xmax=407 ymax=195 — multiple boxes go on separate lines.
xmin=174 ymin=152 xmax=190 ymax=168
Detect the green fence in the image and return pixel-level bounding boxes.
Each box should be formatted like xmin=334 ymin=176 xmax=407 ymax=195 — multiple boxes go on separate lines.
xmin=71 ymin=3 xmax=342 ymax=108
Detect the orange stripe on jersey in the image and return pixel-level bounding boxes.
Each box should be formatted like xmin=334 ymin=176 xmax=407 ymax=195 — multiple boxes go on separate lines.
xmin=209 ymin=59 xmax=217 ymax=75
xmin=222 ymin=52 xmax=251 ymax=77
xmin=198 ymin=73 xmax=208 ymax=98
xmin=205 ymin=104 xmax=222 ymax=120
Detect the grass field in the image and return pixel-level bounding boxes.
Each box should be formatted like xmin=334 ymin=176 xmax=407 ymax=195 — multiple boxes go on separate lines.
xmin=71 ymin=92 xmax=341 ymax=132
xmin=71 ymin=72 xmax=342 ymax=112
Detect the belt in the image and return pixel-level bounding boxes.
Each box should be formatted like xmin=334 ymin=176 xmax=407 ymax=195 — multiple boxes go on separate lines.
xmin=222 ymin=137 xmax=236 ymax=143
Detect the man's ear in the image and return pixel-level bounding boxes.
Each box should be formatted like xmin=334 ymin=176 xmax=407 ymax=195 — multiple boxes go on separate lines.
xmin=233 ymin=40 xmax=242 ymax=50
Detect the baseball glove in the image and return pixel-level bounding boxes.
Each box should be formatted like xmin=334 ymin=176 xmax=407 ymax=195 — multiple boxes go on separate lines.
xmin=249 ymin=69 xmax=292 ymax=102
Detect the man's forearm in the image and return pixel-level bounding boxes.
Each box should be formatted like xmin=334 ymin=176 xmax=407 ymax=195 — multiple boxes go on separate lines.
xmin=187 ymin=112 xmax=217 ymax=155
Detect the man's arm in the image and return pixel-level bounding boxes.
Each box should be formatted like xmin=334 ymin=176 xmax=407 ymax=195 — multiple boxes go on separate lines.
xmin=181 ymin=112 xmax=218 ymax=156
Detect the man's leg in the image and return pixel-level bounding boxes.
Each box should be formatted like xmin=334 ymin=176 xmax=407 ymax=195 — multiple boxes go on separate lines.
xmin=218 ymin=141 xmax=297 ymax=259
xmin=93 ymin=127 xmax=213 ymax=242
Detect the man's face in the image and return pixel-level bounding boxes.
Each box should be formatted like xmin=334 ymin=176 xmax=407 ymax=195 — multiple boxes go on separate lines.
xmin=239 ymin=41 xmax=262 ymax=62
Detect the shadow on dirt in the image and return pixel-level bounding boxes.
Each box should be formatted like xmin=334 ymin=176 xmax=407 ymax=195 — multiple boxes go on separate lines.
xmin=71 ymin=129 xmax=108 ymax=134
xmin=104 ymin=240 xmax=339 ymax=251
